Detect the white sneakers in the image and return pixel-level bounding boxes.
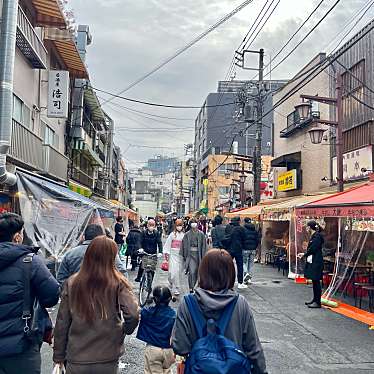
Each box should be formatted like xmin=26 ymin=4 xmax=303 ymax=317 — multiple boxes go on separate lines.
xmin=238 ymin=283 xmax=248 ymax=289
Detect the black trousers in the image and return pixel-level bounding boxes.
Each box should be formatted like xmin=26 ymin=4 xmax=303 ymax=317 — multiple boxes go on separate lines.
xmin=312 ymin=280 xmax=322 ymax=305
xmin=0 ymin=344 xmax=41 ymax=374
xmin=231 ymin=252 xmax=244 ymax=284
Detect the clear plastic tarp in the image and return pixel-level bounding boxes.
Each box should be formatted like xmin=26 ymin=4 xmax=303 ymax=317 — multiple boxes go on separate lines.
xmin=323 ymin=218 xmax=374 ymax=309
xmin=16 ymin=171 xmax=107 ymax=260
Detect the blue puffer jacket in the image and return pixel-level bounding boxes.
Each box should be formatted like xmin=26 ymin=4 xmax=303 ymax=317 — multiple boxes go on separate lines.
xmin=0 ymin=243 xmax=60 ymax=357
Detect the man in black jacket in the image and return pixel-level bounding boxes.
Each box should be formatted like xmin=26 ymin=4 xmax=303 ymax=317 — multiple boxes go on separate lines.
xmin=211 ymin=215 xmax=226 ymax=249
xmin=243 ymin=217 xmax=260 ymax=284
xmin=224 ymin=216 xmax=248 ymax=289
xmin=0 ymin=213 xmax=60 ymax=374
xmin=135 ymin=219 xmax=163 ymax=282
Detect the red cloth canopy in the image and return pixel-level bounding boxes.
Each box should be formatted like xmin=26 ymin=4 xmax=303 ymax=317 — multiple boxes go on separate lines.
xmin=296 ymin=181 xmax=374 ymax=218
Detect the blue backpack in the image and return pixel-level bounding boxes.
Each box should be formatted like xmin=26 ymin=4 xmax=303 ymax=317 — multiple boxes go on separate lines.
xmin=184 ymin=294 xmax=252 ymax=374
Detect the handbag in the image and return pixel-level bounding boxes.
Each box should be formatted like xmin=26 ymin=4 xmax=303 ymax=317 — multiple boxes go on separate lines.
xmin=22 ymin=254 xmax=54 ymax=345
xmin=160 ymin=260 xmax=169 ymax=272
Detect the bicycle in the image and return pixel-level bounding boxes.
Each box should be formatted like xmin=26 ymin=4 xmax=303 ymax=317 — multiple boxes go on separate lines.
xmin=138 ymin=251 xmax=158 ymax=307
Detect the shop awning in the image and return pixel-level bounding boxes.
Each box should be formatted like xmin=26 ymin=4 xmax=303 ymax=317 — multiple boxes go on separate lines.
xmin=262 ymin=194 xmax=334 ymax=221
xmin=51 ymin=40 xmax=89 ymax=79
xmin=32 ymin=0 xmax=66 ymax=28
xmin=271 ymin=151 xmax=301 ymax=167
xmin=296 ymin=180 xmax=374 ymax=218
xmin=226 ymin=205 xmax=263 ymax=218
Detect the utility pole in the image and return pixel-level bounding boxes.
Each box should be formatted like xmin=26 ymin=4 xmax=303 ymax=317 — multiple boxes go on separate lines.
xmin=253 ymin=48 xmax=264 ymax=205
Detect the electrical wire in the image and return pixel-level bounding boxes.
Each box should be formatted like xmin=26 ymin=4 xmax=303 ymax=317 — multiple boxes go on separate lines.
xmin=262 ymin=0 xmax=341 ymax=79
xmin=347 ymin=92 xmax=374 ymax=110
xmin=99 ymin=0 xmax=255 ymax=108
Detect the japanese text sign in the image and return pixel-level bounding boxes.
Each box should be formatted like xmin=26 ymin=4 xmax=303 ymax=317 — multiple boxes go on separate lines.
xmin=48 ymin=71 xmax=69 ymax=118
xmin=278 ymin=169 xmax=297 ymax=192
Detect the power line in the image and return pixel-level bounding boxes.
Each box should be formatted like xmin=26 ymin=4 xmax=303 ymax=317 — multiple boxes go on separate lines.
xmin=100 ymin=0 xmax=255 ymax=108
xmin=348 ymin=92 xmax=374 ymax=110
xmin=263 ymin=0 xmax=341 ymax=79
xmin=93 ymin=86 xmax=236 ymax=109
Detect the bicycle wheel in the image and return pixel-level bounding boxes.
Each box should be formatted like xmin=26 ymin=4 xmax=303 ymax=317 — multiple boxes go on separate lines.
xmin=139 ymin=272 xmax=151 ymax=307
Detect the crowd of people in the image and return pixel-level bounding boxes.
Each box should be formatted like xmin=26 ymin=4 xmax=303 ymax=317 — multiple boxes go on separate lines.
xmin=0 ymin=211 xmax=325 ymax=373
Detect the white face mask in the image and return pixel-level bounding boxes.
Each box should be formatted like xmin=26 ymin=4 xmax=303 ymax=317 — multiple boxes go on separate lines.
xmin=148 ymin=226 xmax=155 ymax=232
xmin=191 ymin=223 xmax=198 ymax=229
xmin=176 ymin=226 xmax=183 ymax=231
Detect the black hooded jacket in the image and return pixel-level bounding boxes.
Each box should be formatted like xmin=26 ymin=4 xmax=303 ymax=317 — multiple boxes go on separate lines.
xmin=0 ymin=243 xmax=60 ymax=357
xmin=244 ymin=223 xmax=260 ymax=251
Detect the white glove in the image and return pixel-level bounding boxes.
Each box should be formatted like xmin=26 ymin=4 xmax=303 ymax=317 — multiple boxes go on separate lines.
xmin=157 ymin=252 xmax=163 ymax=258
xmin=138 ymin=248 xmax=144 ymax=254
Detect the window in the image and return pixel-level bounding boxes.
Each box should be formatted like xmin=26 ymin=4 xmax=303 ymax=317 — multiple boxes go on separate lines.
xmin=218 ymin=186 xmax=230 ymax=196
xmin=41 ymin=121 xmax=59 ymax=148
xmin=217 ymin=163 xmax=235 ymax=175
xmin=12 ymin=95 xmax=31 ymax=128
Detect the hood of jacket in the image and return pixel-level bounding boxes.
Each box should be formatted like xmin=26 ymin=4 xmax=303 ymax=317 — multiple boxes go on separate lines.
xmin=0 ymin=242 xmax=34 ymax=271
xmin=194 ymin=287 xmax=238 ymax=316
xmin=244 ymin=223 xmax=256 ymax=231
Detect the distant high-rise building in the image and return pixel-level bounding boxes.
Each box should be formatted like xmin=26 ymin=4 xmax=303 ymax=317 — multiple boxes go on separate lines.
xmin=147 ymin=155 xmax=178 ymax=174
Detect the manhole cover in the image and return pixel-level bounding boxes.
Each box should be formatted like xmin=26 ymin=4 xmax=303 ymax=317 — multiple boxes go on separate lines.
xmin=272 ymin=280 xmax=281 ymax=284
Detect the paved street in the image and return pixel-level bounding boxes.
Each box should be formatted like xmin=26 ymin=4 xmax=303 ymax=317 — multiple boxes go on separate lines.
xmin=41 ymin=263 xmax=374 ymax=374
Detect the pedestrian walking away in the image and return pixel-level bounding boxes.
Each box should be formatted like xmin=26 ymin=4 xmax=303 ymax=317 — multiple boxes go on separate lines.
xmin=163 ymin=219 xmax=185 ymax=296
xmin=57 ymin=224 xmax=128 ymax=284
xmin=126 ymin=222 xmax=143 ymax=271
xmin=0 ymin=213 xmax=60 ymax=374
xmin=53 ymin=235 xmax=139 ymax=374
xmin=210 ymin=215 xmax=226 ymax=249
xmin=223 ymin=216 xmax=248 ymax=289
xmin=172 ymin=249 xmax=267 ymax=374
xmin=181 ymin=218 xmax=207 ymax=292
xmin=298 ymin=220 xmax=324 ymax=309
xmin=243 ymin=217 xmax=260 ymax=285
xmin=137 ymin=286 xmax=176 ymax=374
xmin=114 ymin=216 xmax=126 ymax=250
xmin=135 ymin=219 xmax=163 ymax=282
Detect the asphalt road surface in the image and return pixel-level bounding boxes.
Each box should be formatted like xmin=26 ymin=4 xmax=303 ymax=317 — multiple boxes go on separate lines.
xmin=42 ymin=263 xmax=374 ymax=374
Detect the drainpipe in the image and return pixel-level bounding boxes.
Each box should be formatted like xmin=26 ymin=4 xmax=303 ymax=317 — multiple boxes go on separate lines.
xmin=0 ymin=0 xmax=18 ymax=185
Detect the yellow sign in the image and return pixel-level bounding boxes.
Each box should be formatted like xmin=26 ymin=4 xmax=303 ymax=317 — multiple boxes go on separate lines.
xmin=203 ymin=179 xmax=209 ymax=186
xmin=278 ymin=170 xmax=297 ymax=192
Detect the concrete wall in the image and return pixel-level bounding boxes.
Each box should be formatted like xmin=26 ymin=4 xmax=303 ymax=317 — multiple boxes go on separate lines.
xmin=273 ymin=54 xmax=331 ymax=196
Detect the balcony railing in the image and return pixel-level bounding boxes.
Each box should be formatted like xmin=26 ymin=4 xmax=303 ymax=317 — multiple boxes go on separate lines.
xmin=42 ymin=145 xmax=69 ymax=182
xmin=71 ymin=167 xmax=94 ymax=189
xmin=16 ymin=6 xmax=47 ymax=69
xmin=9 ymin=119 xmax=44 ymax=170
xmin=280 ymin=110 xmax=320 ymax=138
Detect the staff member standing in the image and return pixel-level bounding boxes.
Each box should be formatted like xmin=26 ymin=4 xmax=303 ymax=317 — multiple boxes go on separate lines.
xmin=298 ymin=220 xmax=324 ymax=309
xmin=114 ymin=216 xmax=126 ymax=251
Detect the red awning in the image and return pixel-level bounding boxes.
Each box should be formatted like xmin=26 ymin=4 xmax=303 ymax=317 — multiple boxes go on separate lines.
xmin=296 ymin=180 xmax=374 ymax=218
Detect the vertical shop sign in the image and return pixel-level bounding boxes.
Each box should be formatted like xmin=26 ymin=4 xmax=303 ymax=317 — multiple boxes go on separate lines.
xmin=48 ymin=71 xmax=69 ymax=118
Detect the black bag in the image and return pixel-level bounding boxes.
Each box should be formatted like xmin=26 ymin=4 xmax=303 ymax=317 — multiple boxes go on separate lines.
xmin=22 ymin=254 xmax=54 ymax=345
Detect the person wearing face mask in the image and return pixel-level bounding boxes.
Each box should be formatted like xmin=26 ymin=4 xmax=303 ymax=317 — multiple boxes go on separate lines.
xmin=163 ymin=219 xmax=185 ymax=297
xmin=135 ymin=219 xmax=163 ymax=282
xmin=181 ymin=218 xmax=207 ymax=292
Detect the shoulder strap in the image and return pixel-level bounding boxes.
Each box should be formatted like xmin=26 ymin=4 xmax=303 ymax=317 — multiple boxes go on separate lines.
xmin=184 ymin=294 xmax=206 ymax=339
xmin=22 ymin=253 xmax=34 ymax=328
xmin=216 ymin=295 xmax=239 ymax=334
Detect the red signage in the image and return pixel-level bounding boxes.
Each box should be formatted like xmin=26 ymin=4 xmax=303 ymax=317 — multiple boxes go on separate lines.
xmin=296 ymin=205 xmax=374 ymax=218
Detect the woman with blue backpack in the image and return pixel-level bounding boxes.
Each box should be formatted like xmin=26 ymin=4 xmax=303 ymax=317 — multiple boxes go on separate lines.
xmin=171 ymin=249 xmax=267 ymax=374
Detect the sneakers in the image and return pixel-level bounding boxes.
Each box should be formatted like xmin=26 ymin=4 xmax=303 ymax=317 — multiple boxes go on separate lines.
xmin=243 ymin=273 xmax=251 ymax=284
xmin=238 ymin=283 xmax=248 ymax=289
xmin=254 ymin=258 xmax=259 ymax=263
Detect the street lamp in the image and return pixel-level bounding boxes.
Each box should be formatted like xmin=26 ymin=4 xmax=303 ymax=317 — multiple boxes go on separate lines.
xmin=308 ymin=127 xmax=326 ymax=145
xmin=295 ymin=102 xmax=312 ymax=120
xmin=297 ymin=74 xmax=344 ymax=192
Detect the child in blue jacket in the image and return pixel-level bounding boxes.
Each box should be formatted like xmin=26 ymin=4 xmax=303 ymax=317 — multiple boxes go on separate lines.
xmin=137 ymin=286 xmax=176 ymax=373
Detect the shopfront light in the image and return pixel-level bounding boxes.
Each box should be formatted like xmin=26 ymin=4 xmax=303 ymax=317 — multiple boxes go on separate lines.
xmin=308 ymin=127 xmax=326 ymax=144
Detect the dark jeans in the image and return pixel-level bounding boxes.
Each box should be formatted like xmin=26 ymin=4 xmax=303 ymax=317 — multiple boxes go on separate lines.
xmin=231 ymin=252 xmax=244 ymax=284
xmin=0 ymin=343 xmax=40 ymax=374
xmin=312 ymin=280 xmax=322 ymax=305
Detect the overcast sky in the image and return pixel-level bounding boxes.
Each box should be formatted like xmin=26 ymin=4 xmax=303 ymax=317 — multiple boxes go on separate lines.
xmin=68 ymin=0 xmax=371 ymax=168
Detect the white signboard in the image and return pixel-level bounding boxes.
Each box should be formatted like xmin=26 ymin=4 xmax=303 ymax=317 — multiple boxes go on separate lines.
xmin=333 ymin=145 xmax=372 ymax=181
xmin=48 ymin=71 xmax=69 ymax=118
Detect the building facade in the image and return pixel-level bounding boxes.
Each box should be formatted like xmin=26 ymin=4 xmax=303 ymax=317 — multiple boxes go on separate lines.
xmin=271 ymin=53 xmax=331 ymax=197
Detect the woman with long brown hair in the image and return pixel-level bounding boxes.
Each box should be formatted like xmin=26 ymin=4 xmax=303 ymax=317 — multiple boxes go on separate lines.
xmin=53 ymin=235 xmax=139 ymax=374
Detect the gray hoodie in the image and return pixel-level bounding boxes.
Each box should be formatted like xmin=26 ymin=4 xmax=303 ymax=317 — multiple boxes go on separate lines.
xmin=172 ymin=288 xmax=267 ymax=374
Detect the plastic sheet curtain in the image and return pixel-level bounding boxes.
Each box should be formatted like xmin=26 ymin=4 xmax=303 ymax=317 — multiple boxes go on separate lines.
xmin=324 ymin=218 xmax=373 ymax=302
xmin=17 ymin=172 xmax=103 ymax=260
